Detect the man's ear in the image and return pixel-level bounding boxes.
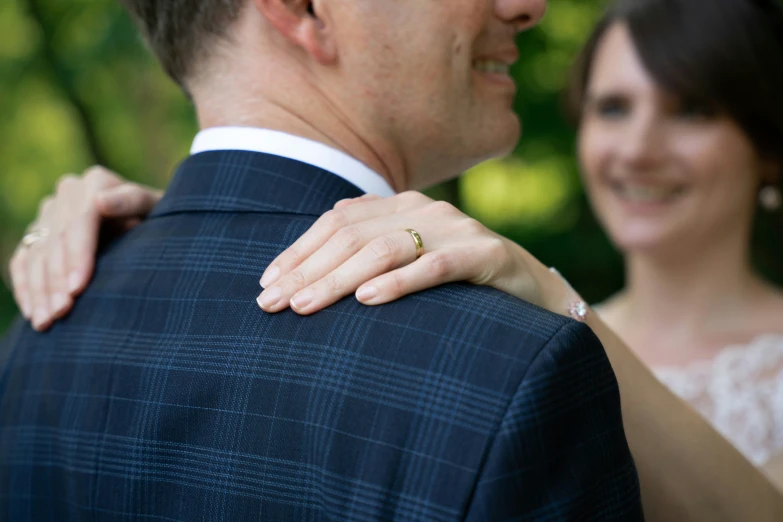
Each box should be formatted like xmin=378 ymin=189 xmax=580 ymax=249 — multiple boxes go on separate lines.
xmin=252 ymin=0 xmax=336 ymax=64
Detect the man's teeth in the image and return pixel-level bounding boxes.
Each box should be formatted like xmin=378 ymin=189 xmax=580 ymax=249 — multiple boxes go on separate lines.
xmin=616 ymin=184 xmax=682 ymax=202
xmin=473 ymin=60 xmax=510 ymax=75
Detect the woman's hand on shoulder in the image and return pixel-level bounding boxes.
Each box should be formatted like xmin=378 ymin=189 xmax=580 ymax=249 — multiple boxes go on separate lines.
xmin=8 ymin=166 xmax=163 ymax=331
xmin=257 ymin=191 xmax=550 ymax=315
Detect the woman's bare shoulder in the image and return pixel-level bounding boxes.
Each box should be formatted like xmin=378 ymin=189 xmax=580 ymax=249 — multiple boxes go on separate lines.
xmin=751 ymin=283 xmax=783 ymax=336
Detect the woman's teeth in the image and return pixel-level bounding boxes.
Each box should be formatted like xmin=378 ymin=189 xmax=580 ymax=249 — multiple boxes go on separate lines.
xmin=614 ymin=184 xmax=684 ymax=203
xmin=473 ymin=60 xmax=510 ymax=75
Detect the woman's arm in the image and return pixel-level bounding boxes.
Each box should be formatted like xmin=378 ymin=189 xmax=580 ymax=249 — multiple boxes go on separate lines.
xmin=257 ymin=191 xmax=783 ymax=521
xmin=581 ymin=296 xmax=783 ymax=521
xmin=500 ymin=240 xmax=783 ymax=519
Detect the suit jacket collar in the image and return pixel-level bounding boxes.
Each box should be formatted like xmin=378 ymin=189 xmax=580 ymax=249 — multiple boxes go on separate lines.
xmin=189 ymin=127 xmax=395 ymax=198
xmin=150 ymin=150 xmax=366 ymax=219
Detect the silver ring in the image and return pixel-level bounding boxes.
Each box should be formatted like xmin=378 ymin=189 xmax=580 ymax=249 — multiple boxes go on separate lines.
xmin=21 ymin=227 xmax=50 ymax=248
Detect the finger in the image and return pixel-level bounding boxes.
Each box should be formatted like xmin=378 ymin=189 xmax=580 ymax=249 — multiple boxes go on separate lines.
xmin=28 ymin=247 xmax=52 ymax=331
xmin=34 ymin=196 xmax=56 ymax=233
xmin=82 ymin=165 xmax=122 ymax=189
xmin=260 ymin=200 xmax=400 ymax=288
xmin=9 ymin=248 xmax=32 ymax=319
xmin=45 ymin=232 xmax=74 ymax=322
xmin=260 ymin=192 xmax=427 ymax=288
xmin=258 ymin=214 xmax=411 ymax=312
xmin=284 ymin=231 xmax=419 ymax=315
xmin=95 ymin=184 xmax=163 ymax=218
xmin=333 ymin=194 xmax=382 ymax=209
xmin=355 ymin=248 xmax=476 ymax=306
xmin=64 ymin=210 xmax=101 ymax=295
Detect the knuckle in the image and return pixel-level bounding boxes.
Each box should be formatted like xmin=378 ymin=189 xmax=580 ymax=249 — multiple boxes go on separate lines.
xmin=123 ymin=182 xmax=145 ymax=197
xmin=486 ymin=237 xmax=508 ymax=260
xmin=322 ymin=209 xmax=348 ymax=231
xmin=279 ymin=247 xmax=303 ymax=271
xmin=83 ymin=165 xmax=117 ymax=186
xmin=425 ymin=251 xmax=452 ymax=279
xmin=38 ymin=196 xmax=55 ymax=215
xmin=400 ymin=191 xmax=431 ymax=207
xmin=461 ymin=217 xmax=486 ymax=236
xmin=388 ymin=271 xmax=407 ymax=295
xmin=287 ymin=269 xmax=308 ymax=288
xmin=323 ymin=273 xmax=342 ymax=294
xmin=368 ymin=236 xmax=399 ymax=266
xmin=428 ymin=200 xmax=459 ymax=217
xmin=55 ymin=174 xmax=80 ymax=195
xmin=334 ymin=226 xmax=363 ymax=252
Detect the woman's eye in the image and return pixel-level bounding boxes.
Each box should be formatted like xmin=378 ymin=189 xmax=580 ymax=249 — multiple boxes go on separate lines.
xmin=593 ymin=97 xmax=629 ymax=119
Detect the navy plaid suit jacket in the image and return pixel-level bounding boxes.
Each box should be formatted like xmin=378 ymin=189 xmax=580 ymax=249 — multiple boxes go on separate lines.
xmin=0 ymin=151 xmax=643 ymax=521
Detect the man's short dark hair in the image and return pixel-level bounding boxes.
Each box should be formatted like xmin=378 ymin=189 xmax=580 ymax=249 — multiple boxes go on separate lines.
xmin=119 ymin=0 xmax=245 ymax=88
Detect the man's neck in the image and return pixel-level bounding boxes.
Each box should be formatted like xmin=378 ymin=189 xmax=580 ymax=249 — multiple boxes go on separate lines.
xmin=195 ymin=93 xmax=408 ymax=193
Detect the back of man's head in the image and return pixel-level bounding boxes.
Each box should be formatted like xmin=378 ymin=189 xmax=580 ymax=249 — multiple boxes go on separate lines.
xmin=119 ymin=0 xmax=245 ymax=90
xmin=116 ymin=0 xmax=548 ymax=192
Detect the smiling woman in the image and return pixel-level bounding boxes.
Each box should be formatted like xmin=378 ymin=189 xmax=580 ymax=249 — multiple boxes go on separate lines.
xmin=563 ymin=0 xmax=783 ymax=486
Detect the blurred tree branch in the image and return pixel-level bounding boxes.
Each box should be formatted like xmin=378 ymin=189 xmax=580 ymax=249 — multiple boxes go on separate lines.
xmin=26 ymin=0 xmax=110 ymax=167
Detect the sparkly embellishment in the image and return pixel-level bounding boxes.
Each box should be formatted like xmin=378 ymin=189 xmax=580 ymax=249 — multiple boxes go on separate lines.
xmin=568 ymin=300 xmax=589 ymax=322
xmin=548 ymin=267 xmax=590 ymax=322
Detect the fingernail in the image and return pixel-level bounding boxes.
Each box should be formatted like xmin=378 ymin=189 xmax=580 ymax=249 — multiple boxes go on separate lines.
xmin=356 ymin=286 xmax=378 ymax=303
xmin=68 ymin=271 xmax=82 ymax=293
xmin=33 ymin=306 xmax=49 ymax=330
xmin=51 ymin=294 xmax=69 ymax=315
xmin=258 ymin=287 xmax=282 ymax=310
xmin=20 ymin=301 xmax=32 ymax=319
xmin=290 ymin=291 xmax=313 ymax=311
xmin=260 ymin=266 xmax=280 ymax=288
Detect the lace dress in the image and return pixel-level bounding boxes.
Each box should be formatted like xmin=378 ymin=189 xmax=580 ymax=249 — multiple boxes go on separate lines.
xmin=654 ymin=334 xmax=783 ymax=466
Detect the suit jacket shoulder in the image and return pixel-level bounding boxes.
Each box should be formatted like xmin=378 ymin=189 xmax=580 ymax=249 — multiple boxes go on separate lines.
xmin=0 ymin=152 xmax=642 ymax=521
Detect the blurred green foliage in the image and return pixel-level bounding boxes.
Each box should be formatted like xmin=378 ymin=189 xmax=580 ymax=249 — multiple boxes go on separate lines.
xmin=1 ymin=0 xmax=780 ymax=334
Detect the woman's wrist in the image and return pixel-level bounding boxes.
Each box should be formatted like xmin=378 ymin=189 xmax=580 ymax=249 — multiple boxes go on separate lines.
xmin=503 ymin=240 xmax=593 ymax=322
xmin=501 ymin=241 xmax=570 ymax=314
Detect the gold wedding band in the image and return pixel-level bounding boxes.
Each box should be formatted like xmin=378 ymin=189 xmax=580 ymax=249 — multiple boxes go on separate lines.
xmin=21 ymin=228 xmax=50 ymax=248
xmin=404 ymin=229 xmax=424 ymax=258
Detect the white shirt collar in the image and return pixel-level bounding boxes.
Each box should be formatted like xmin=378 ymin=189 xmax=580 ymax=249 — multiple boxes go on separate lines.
xmin=190 ymin=127 xmax=396 ymax=198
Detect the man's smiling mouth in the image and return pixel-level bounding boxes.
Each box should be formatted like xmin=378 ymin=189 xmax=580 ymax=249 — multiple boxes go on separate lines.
xmin=473 ymin=59 xmax=511 ymax=75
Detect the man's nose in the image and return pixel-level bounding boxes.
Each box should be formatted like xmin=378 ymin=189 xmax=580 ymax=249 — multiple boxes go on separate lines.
xmin=495 ymin=0 xmax=547 ymax=33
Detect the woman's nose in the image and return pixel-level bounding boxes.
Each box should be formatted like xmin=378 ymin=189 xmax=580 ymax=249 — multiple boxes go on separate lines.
xmin=617 ymin=113 xmax=667 ymax=169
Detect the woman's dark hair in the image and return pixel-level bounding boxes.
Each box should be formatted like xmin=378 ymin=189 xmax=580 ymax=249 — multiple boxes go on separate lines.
xmin=566 ymin=0 xmax=783 ymax=182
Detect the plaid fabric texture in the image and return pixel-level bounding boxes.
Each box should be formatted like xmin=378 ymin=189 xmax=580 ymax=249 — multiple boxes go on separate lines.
xmin=0 ymin=151 xmax=643 ymax=521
